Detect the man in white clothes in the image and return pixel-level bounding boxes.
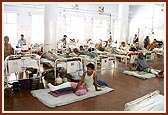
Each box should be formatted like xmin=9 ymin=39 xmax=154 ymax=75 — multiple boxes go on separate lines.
xmin=17 ymin=34 xmax=27 ymax=48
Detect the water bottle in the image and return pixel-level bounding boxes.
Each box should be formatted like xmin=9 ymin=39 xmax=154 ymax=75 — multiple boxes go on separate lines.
xmin=56 ymin=73 xmax=63 ymax=85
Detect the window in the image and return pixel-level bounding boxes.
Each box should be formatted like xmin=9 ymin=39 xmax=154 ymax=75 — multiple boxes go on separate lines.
xmin=65 ymin=15 xmax=84 ymax=43
xmin=113 ymin=19 xmax=119 ymax=43
xmin=31 ymin=14 xmax=44 ymax=44
xmin=3 ymin=12 xmax=17 ymax=47
xmin=93 ymin=19 xmax=108 ymax=43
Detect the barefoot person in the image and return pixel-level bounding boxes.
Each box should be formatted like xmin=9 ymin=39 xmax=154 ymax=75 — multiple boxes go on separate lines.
xmin=135 ymin=52 xmax=164 ymax=78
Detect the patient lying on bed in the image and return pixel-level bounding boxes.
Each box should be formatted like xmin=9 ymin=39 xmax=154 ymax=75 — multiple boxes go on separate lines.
xmin=41 ymin=51 xmax=58 ymax=61
xmin=70 ymin=47 xmax=98 ymax=58
xmin=48 ymin=63 xmax=102 ymax=96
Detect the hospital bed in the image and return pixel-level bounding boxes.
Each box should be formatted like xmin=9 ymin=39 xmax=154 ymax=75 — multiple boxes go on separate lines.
xmin=54 ymin=57 xmax=83 ymax=84
xmin=124 ymin=90 xmax=165 ymax=111
xmin=4 ymin=54 xmax=41 ymax=86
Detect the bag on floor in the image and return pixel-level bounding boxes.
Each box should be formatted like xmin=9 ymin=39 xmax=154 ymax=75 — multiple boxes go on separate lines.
xmin=97 ymin=80 xmax=108 ymax=87
xmin=12 ymin=82 xmax=21 ymax=91
xmin=19 ymin=79 xmax=31 ymax=90
xmin=129 ymin=63 xmax=138 ymax=71
xmin=31 ymin=78 xmax=39 ymax=90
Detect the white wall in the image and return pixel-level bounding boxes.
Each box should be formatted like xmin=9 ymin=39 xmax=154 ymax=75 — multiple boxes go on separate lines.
xmin=4 ymin=4 xmax=44 ymax=45
xmin=3 ymin=3 xmax=165 ymax=48
xmin=4 ymin=3 xmax=119 ymax=46
xmin=128 ymin=4 xmax=165 ymax=46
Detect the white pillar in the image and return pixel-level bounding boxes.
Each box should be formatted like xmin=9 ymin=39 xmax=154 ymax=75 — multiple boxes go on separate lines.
xmin=44 ymin=4 xmax=58 ymax=52
xmin=118 ymin=4 xmax=129 ymax=46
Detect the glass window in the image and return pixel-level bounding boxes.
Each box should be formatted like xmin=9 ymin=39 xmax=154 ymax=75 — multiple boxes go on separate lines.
xmin=31 ymin=14 xmax=44 ymax=44
xmin=3 ymin=12 xmax=17 ymax=47
xmin=93 ymin=19 xmax=108 ymax=43
xmin=65 ymin=15 xmax=84 ymax=43
xmin=7 ymin=12 xmax=17 ymax=24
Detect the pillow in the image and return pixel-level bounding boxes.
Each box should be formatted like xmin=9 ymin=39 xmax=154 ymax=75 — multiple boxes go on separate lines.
xmin=97 ymin=80 xmax=108 ymax=87
xmin=75 ymin=85 xmax=89 ymax=96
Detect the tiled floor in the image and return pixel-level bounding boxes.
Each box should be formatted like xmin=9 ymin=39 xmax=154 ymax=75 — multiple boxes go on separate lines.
xmin=3 ymin=56 xmax=165 ymax=112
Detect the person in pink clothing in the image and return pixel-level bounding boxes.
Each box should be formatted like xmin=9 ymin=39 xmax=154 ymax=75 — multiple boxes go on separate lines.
xmin=48 ymin=63 xmax=101 ymax=96
xmin=74 ymin=63 xmax=102 ymax=92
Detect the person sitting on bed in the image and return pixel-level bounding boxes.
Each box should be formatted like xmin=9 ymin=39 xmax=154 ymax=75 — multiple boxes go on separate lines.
xmin=48 ymin=63 xmax=102 ymax=96
xmin=144 ymin=36 xmax=150 ymax=49
xmin=95 ymin=39 xmax=105 ymax=51
xmin=146 ymin=39 xmax=160 ymax=50
xmin=16 ymin=34 xmax=27 ymax=48
xmin=119 ymin=42 xmax=130 ymax=52
xmin=108 ymin=35 xmax=112 ymax=46
xmin=135 ymin=52 xmax=164 ymax=78
xmin=61 ymin=35 xmax=67 ymax=48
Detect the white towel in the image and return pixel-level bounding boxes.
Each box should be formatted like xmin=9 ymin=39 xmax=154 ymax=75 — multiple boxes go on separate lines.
xmin=22 ymin=59 xmax=39 ymax=69
xmin=124 ymin=92 xmax=164 ymax=111
xmin=7 ymin=59 xmax=22 ymax=74
xmin=77 ymin=61 xmax=83 ymax=77
xmin=101 ymin=58 xmax=109 ymax=69
xmin=67 ymin=61 xmax=77 ymax=73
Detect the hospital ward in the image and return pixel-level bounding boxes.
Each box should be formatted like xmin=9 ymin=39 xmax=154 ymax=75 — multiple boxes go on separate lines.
xmin=2 ymin=3 xmax=166 ymax=112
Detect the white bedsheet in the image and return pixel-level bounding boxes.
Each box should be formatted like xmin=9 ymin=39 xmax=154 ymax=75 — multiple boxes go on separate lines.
xmin=40 ymin=58 xmax=55 ymax=68
xmin=123 ymin=70 xmax=156 ymax=79
xmin=31 ymin=87 xmax=113 ymax=108
xmin=22 ymin=58 xmax=39 ymax=69
xmin=124 ymin=90 xmax=165 ymax=111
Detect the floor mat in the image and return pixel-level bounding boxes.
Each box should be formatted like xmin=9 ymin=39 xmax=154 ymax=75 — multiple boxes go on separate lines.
xmin=123 ymin=70 xmax=156 ymax=79
xmin=31 ymin=87 xmax=114 ymax=108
